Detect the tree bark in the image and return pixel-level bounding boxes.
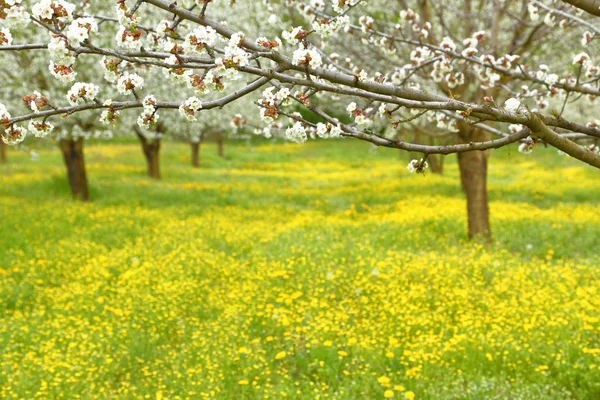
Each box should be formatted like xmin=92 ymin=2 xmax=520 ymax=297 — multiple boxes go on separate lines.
xmin=0 ymin=140 xmax=6 ymax=164
xmin=457 ymin=126 xmax=491 ymax=242
xmin=562 ymin=0 xmax=600 ymax=16
xmin=59 ymin=139 xmax=89 ymax=201
xmin=428 ymin=136 xmax=444 ymax=175
xmin=217 ymin=133 xmax=224 ymax=157
xmin=191 ymin=142 xmax=200 ymax=168
xmin=136 ymin=131 xmax=161 ymax=179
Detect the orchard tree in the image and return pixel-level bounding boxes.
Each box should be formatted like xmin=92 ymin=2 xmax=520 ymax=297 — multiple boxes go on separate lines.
xmin=1 ymin=0 xmax=600 ymax=240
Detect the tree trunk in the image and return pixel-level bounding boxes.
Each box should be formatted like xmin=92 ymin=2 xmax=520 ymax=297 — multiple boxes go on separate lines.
xmin=217 ymin=133 xmax=224 ymax=158
xmin=457 ymin=126 xmax=491 ymax=242
xmin=59 ymin=139 xmax=89 ymax=201
xmin=429 ymin=154 xmax=444 ymax=174
xmin=136 ymin=131 xmax=161 ymax=179
xmin=428 ymin=137 xmax=444 ymax=174
xmin=0 ymin=140 xmax=6 ymax=164
xmin=191 ymin=142 xmax=200 ymax=168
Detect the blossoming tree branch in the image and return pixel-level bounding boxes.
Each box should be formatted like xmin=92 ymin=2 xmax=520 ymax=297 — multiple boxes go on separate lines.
xmin=1 ymin=0 xmax=600 ymax=237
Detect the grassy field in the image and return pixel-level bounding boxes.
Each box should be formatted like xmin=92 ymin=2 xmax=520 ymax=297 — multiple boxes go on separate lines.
xmin=1 ymin=139 xmax=599 ymax=399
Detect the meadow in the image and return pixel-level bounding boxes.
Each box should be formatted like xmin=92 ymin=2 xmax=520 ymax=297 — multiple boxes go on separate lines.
xmin=1 ymin=139 xmax=599 ymax=399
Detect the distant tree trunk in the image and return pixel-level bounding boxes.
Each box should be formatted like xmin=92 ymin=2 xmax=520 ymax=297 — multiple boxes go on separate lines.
xmin=429 ymin=154 xmax=444 ymax=174
xmin=136 ymin=131 xmax=161 ymax=179
xmin=0 ymin=141 xmax=6 ymax=164
xmin=457 ymin=126 xmax=491 ymax=242
xmin=407 ymin=130 xmax=422 ymax=162
xmin=191 ymin=141 xmax=200 ymax=168
xmin=59 ymin=138 xmax=89 ymax=201
xmin=428 ymin=137 xmax=444 ymax=174
xmin=217 ymin=133 xmax=224 ymax=157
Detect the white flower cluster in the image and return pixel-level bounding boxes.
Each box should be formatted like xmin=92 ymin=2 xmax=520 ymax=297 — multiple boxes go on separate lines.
xmin=314 ymin=122 xmax=342 ymax=139
xmin=519 ymin=137 xmax=535 ymax=154
xmin=137 ymin=95 xmax=160 ymax=131
xmin=582 ymin=31 xmax=593 ymax=47
xmin=0 ymin=27 xmax=12 ymax=46
xmin=0 ymin=102 xmax=11 ymax=124
xmin=46 ymin=17 xmax=80 ymax=83
xmin=432 ymin=113 xmax=459 ymax=132
xmin=573 ymin=52 xmax=592 ymax=66
xmin=116 ymin=1 xmax=139 ymax=27
xmin=0 ymin=0 xmax=30 ymax=28
xmin=292 ymin=46 xmax=323 ymax=69
xmin=1 ymin=125 xmax=26 ymax=145
xmin=66 ymin=17 xmax=98 ymax=47
xmin=156 ymin=19 xmax=174 ymax=38
xmin=535 ymin=64 xmax=559 ymax=86
xmin=332 ymin=0 xmax=360 ymax=14
xmin=99 ymin=57 xmax=121 ymax=82
xmin=285 ymin=121 xmax=308 ymax=144
xmin=116 ymin=25 xmax=143 ymax=50
xmin=32 ymin=0 xmax=74 ymax=23
xmin=282 ymin=26 xmax=305 ymax=46
xmin=183 ymin=26 xmax=217 ymax=54
xmin=99 ymin=100 xmax=120 ymax=127
xmin=527 ymin=3 xmax=539 ymax=21
xmin=407 ymin=159 xmax=428 ymax=173
xmin=258 ymin=86 xmax=292 ymax=123
xmin=410 ymin=46 xmax=434 ymax=65
xmin=504 ymin=98 xmax=521 ymax=112
xmin=179 ymin=97 xmax=202 ymax=122
xmin=48 ymin=61 xmax=76 ymax=83
xmin=509 ymin=124 xmax=525 ymax=134
xmin=114 ymin=1 xmax=143 ymax=51
xmin=48 ymin=34 xmax=74 ymax=65
xmin=219 ymin=32 xmax=250 ymax=68
xmin=116 ymin=73 xmax=144 ymax=96
xmin=359 ymin=15 xmax=374 ymax=33
xmin=346 ymin=102 xmax=372 ymax=126
xmin=28 ymin=120 xmax=54 ymax=138
xmin=66 ymin=82 xmax=99 ymax=105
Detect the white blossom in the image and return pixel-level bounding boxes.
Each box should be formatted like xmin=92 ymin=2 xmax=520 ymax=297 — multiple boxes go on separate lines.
xmin=179 ymin=97 xmax=203 ymax=122
xmin=116 ymin=73 xmax=144 ymax=96
xmin=504 ymin=98 xmax=521 ymax=112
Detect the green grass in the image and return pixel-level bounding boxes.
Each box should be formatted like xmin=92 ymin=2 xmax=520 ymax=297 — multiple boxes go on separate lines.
xmin=0 ymin=139 xmax=599 ymax=399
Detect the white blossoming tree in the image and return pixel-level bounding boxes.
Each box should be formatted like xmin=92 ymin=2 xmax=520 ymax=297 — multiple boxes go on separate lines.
xmin=1 ymin=0 xmax=600 ymax=240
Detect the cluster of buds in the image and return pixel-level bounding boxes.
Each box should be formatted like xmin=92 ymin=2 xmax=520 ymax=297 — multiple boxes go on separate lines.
xmin=23 ymin=91 xmax=50 ymax=113
xmin=255 ymin=36 xmax=282 ymax=49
